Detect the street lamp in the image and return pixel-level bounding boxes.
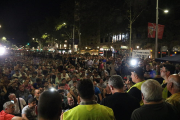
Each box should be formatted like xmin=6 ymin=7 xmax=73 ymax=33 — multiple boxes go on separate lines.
xmin=155 ymin=0 xmax=168 ymax=58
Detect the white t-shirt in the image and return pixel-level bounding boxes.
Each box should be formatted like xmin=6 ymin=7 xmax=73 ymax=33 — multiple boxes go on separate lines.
xmin=14 ymin=98 xmax=26 ymax=114
xmin=22 ymin=105 xmax=37 ymax=120
xmin=61 ymin=73 xmax=69 ymax=80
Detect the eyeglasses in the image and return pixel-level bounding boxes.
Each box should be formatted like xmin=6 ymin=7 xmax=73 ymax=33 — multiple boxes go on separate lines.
xmin=8 ymin=106 xmax=15 ymax=109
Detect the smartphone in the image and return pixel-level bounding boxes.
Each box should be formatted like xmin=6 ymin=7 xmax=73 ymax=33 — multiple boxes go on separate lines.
xmin=11 ymin=100 xmax=14 ymax=103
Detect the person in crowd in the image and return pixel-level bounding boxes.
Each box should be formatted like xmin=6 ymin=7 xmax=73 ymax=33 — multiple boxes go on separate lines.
xmin=55 ymin=73 xmax=62 ymax=85
xmin=127 ymin=67 xmax=145 ymax=106
xmin=103 ymin=82 xmax=112 ymax=98
xmin=22 ymin=97 xmax=37 ymax=120
xmin=8 ymin=93 xmax=26 ymax=116
xmin=33 ymin=78 xmax=42 ymax=89
xmin=58 ymin=83 xmax=69 ymax=96
xmin=69 ymin=81 xmax=78 ymax=102
xmin=61 ymin=70 xmax=69 ymax=80
xmin=61 ymin=79 xmax=115 ymax=120
xmin=109 ymin=61 xmax=117 ymax=76
xmin=100 ymin=68 xmax=109 ymax=80
xmin=144 ymin=64 xmax=153 ymax=80
xmin=15 ymin=85 xmax=32 ymax=103
xmin=61 ymin=78 xmax=70 ymax=91
xmin=22 ymin=79 xmax=33 ymax=92
xmin=68 ymin=75 xmax=77 ymax=88
xmin=31 ymin=72 xmax=37 ymax=83
xmin=101 ymin=75 xmax=140 ymax=120
xmin=97 ymin=78 xmax=106 ymax=93
xmin=93 ymin=80 xmax=102 ymax=102
xmin=0 ymin=81 xmax=7 ymax=110
xmin=87 ymin=58 xmax=93 ymax=70
xmin=43 ymin=81 xmax=49 ymax=91
xmin=160 ymin=64 xmax=175 ymax=100
xmin=0 ymin=101 xmax=23 ymax=120
xmin=38 ymin=90 xmax=62 ymax=120
xmin=7 ymin=79 xmax=18 ymax=94
xmin=34 ymin=89 xmax=40 ymax=105
xmin=166 ymin=74 xmax=180 ymax=113
xmin=131 ymin=79 xmax=179 ymax=120
xmin=12 ymin=70 xmax=22 ymax=79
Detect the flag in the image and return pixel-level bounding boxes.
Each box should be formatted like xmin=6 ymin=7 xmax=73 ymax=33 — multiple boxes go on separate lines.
xmin=158 ymin=24 xmax=165 ymax=39
xmin=148 ymin=23 xmax=156 ymax=38
xmin=148 ymin=23 xmax=165 ymax=39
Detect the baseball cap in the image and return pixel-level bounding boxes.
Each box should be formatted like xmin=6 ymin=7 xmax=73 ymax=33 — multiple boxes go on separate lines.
xmin=130 ymin=67 xmax=144 ymax=77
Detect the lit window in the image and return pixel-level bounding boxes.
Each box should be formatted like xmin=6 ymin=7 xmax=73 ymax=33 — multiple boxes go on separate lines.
xmin=65 ymin=40 xmax=67 ymax=42
xmin=64 ymin=44 xmax=67 ymax=47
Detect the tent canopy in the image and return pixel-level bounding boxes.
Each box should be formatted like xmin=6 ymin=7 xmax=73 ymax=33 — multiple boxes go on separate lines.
xmin=155 ymin=55 xmax=180 ymax=63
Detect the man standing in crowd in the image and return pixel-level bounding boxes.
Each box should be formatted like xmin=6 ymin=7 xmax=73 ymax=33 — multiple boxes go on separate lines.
xmin=8 ymin=93 xmax=26 ymax=116
xmin=62 ymin=79 xmax=115 ymax=120
xmin=22 ymin=98 xmax=37 ymax=120
xmin=166 ymin=74 xmax=180 ymax=113
xmin=101 ymin=75 xmax=140 ymax=120
xmin=38 ymin=91 xmax=62 ymax=120
xmin=34 ymin=89 xmax=40 ymax=105
xmin=127 ymin=67 xmax=145 ymax=106
xmin=131 ymin=79 xmax=179 ymax=120
xmin=160 ymin=64 xmax=175 ymax=100
xmin=0 ymin=101 xmax=23 ymax=120
xmin=144 ymin=64 xmax=153 ymax=80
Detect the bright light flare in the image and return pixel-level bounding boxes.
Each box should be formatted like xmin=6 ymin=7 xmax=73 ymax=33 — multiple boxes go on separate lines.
xmin=130 ymin=59 xmax=137 ymax=66
xmin=0 ymin=47 xmax=5 ymax=55
xmin=50 ymin=88 xmax=56 ymax=92
xmin=164 ymin=10 xmax=169 ymax=13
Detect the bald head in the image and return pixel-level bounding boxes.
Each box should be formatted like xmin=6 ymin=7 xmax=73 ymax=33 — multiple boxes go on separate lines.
xmin=167 ymin=74 xmax=180 ymax=94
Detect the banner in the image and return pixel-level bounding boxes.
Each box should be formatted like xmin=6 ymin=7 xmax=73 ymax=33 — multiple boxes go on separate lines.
xmin=132 ymin=50 xmax=151 ymax=59
xmin=148 ymin=23 xmax=165 ymax=39
xmin=148 ymin=23 xmax=156 ymax=38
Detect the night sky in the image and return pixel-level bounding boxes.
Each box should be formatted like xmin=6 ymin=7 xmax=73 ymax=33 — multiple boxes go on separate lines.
xmin=0 ymin=0 xmax=63 ymax=45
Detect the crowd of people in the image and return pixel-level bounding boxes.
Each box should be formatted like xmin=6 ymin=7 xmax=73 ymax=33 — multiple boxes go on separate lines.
xmin=0 ymin=51 xmax=180 ymax=120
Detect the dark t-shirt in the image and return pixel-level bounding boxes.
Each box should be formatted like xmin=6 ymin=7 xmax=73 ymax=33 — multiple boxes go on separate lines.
xmin=131 ymin=102 xmax=180 ymax=120
xmin=100 ymin=93 xmax=140 ymax=120
xmin=144 ymin=70 xmax=153 ymax=80
xmin=128 ymin=87 xmax=142 ymax=103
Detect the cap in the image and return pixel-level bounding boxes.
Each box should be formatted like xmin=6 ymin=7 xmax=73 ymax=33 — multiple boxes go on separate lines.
xmin=130 ymin=67 xmax=144 ymax=77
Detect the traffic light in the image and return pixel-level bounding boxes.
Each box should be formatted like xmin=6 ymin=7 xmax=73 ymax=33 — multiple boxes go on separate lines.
xmin=27 ymin=43 xmax=30 ymax=45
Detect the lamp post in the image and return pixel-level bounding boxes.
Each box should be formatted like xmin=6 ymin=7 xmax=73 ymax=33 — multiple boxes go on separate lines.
xmin=155 ymin=0 xmax=158 ymax=58
xmin=155 ymin=0 xmax=169 ymax=58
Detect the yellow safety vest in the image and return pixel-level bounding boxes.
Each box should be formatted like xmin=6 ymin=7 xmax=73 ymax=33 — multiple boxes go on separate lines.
xmin=161 ymin=80 xmax=168 ymax=100
xmin=127 ymin=80 xmax=146 ymax=106
xmin=63 ymin=104 xmax=115 ymax=120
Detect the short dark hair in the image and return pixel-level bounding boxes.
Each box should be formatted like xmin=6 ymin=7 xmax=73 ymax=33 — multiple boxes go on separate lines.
xmin=73 ymin=81 xmax=77 ymax=84
xmin=58 ymin=83 xmax=65 ymax=87
xmin=36 ymin=78 xmax=41 ymax=82
xmin=163 ymin=64 xmax=175 ymax=74
xmin=77 ymin=79 xmax=94 ymax=100
xmin=38 ymin=91 xmax=62 ymax=119
xmin=28 ymin=98 xmax=36 ymax=104
xmin=108 ymin=75 xmax=124 ymax=89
